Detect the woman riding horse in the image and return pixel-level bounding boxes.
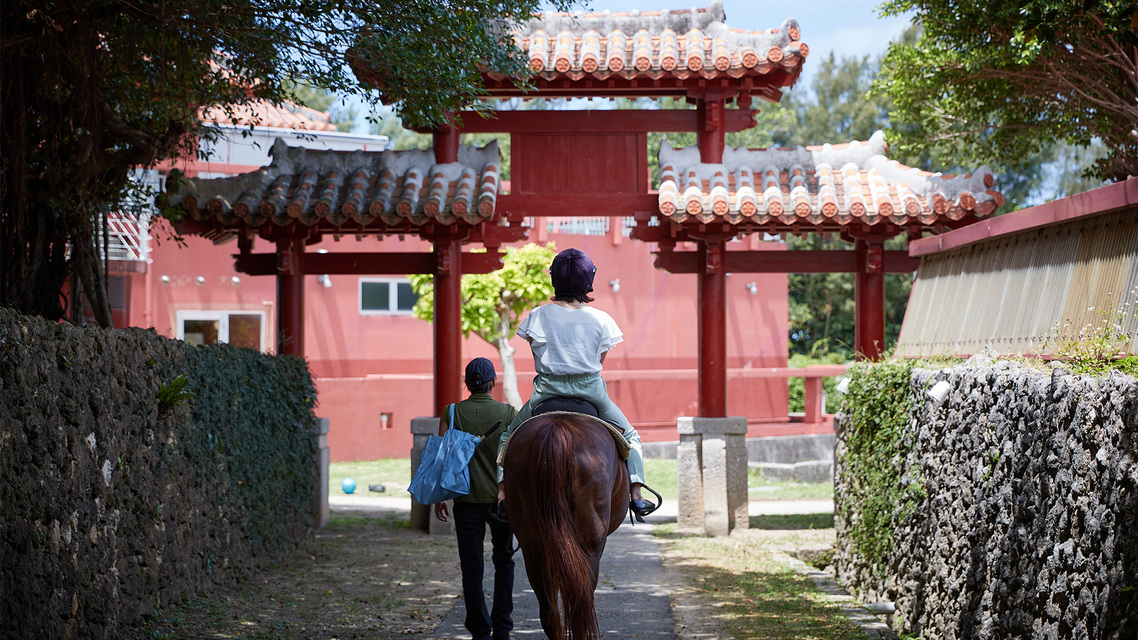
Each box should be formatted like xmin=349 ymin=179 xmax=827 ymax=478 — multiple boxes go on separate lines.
xmin=496 ymin=248 xmax=655 ymax=518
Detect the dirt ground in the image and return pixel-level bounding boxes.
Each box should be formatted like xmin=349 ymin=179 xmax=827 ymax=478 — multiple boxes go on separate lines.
xmin=123 ymin=512 xmax=464 ymax=639
xmin=125 ymin=511 xmax=841 ymax=640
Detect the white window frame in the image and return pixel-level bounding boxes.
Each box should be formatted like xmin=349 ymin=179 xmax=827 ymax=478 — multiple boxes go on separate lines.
xmin=176 ymin=310 xmax=267 ymax=351
xmin=358 ymin=277 xmax=417 ymax=316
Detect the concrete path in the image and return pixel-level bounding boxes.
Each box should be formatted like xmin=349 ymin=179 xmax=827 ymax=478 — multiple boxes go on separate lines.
xmin=431 ymin=520 xmax=674 ymax=639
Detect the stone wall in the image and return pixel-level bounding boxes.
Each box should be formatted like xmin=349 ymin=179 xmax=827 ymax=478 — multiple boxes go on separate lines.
xmin=0 ymin=310 xmax=319 ymax=640
xmin=835 ymin=361 xmax=1138 ymax=639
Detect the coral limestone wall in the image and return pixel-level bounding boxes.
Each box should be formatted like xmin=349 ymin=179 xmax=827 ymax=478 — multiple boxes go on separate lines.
xmin=835 ymin=360 xmax=1138 ymax=639
xmin=0 ymin=310 xmax=318 ymax=640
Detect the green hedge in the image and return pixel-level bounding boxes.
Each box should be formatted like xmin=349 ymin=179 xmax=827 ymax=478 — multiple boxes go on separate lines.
xmin=172 ymin=340 xmax=318 ymax=557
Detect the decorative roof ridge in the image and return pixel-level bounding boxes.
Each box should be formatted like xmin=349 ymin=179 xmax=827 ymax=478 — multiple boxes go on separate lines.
xmin=660 ymin=131 xmax=996 ymax=202
xmin=167 ymin=138 xmax=501 ymax=222
xmin=516 ymin=1 xmax=800 ymax=54
xmin=655 ymin=131 xmax=1004 ymax=226
xmin=521 ymin=0 xmax=727 ymax=34
xmin=266 ymin=137 xmax=500 ymax=177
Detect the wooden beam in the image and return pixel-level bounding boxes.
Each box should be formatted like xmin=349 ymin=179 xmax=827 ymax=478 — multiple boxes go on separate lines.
xmin=454 ymin=109 xmax=756 ymax=134
xmin=234 ymin=251 xmax=505 ymax=276
xmin=654 ymin=250 xmax=919 ymax=274
xmin=497 ymin=193 xmax=659 ymax=219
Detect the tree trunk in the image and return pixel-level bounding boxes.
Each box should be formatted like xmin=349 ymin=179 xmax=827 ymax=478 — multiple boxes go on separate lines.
xmin=497 ymin=337 xmax=522 ymax=409
xmin=71 ymin=216 xmax=115 ymax=328
xmin=494 ymin=304 xmax=524 ymax=408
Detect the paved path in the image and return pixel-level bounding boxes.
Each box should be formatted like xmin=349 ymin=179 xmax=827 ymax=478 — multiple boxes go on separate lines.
xmin=329 ymin=494 xmax=837 ymax=639
xmin=431 ymin=520 xmax=674 ymax=639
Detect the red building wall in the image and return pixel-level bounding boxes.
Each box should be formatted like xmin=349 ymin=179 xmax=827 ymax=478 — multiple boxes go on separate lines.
xmin=127 ymin=220 xmax=791 ymax=461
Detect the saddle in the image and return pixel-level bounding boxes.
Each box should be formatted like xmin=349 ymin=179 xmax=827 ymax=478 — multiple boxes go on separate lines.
xmin=496 ymin=398 xmax=631 ymax=466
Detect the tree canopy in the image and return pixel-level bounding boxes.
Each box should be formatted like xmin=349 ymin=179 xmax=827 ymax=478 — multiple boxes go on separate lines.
xmin=1 ymin=0 xmax=572 ymax=325
xmin=408 ymin=243 xmax=556 ymax=407
xmin=875 ymin=0 xmax=1138 ymax=182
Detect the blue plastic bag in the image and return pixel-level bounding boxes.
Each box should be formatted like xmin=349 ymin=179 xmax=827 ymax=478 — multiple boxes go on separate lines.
xmin=408 ymin=405 xmax=499 ymax=505
xmin=408 ymin=427 xmax=477 ymax=504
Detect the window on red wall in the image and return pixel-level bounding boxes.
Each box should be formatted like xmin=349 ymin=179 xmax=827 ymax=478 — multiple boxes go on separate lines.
xmin=177 ymin=310 xmax=265 ymax=350
xmin=359 ymin=278 xmax=418 ymax=315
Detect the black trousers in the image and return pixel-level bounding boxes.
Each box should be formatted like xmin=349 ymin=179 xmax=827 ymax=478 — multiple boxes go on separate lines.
xmin=453 ymin=501 xmax=516 ymax=640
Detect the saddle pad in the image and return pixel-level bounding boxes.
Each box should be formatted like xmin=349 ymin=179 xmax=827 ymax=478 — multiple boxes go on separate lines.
xmin=497 ymin=411 xmax=631 ymax=467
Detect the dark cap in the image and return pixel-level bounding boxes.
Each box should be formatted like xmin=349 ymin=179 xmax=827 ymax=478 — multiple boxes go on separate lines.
xmin=550 ymin=248 xmax=597 ymax=296
xmin=464 ymin=357 xmax=496 ymax=387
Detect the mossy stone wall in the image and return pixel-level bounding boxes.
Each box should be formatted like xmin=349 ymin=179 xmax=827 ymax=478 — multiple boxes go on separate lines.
xmin=0 ymin=309 xmax=318 ymax=640
xmin=835 ymin=361 xmax=1137 ymax=639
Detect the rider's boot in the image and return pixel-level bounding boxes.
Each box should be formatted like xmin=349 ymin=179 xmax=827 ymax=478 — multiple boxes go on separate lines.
xmin=629 ymin=484 xmax=663 ymax=522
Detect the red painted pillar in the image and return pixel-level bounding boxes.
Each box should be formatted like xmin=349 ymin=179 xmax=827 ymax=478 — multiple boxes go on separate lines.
xmin=854 ymin=237 xmax=886 ymax=360
xmin=698 ymin=236 xmax=727 ymax=417
xmin=696 ymin=95 xmax=729 ymax=417
xmin=434 ymin=236 xmax=463 ymax=415
xmin=803 ymin=375 xmax=823 ymax=424
xmin=275 ymin=234 xmax=305 ymax=357
xmin=433 ymin=122 xmax=459 ymax=164
xmin=696 ymin=97 xmax=726 ymax=163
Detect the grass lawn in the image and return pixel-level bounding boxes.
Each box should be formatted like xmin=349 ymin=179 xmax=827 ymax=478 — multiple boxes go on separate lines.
xmin=328 ymin=458 xmax=411 ymax=497
xmin=645 ymin=458 xmax=834 ymax=502
xmin=655 ymin=518 xmax=865 ymax=640
xmin=329 ymin=457 xmax=834 ymax=503
xmin=748 ymin=467 xmax=835 ymax=501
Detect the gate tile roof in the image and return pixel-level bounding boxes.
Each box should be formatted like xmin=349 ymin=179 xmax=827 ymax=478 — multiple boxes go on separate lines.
xmin=167 ymin=138 xmax=501 ymax=228
xmin=497 ymin=0 xmax=806 ymax=83
xmin=656 ymin=131 xmax=1004 ymax=228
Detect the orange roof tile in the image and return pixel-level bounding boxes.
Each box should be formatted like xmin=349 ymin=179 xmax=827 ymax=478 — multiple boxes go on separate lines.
xmin=200 ymin=100 xmax=337 ymax=132
xmin=656 ymin=131 xmax=1004 ymax=227
xmin=496 ymin=0 xmax=806 ymax=84
xmin=169 ymin=139 xmax=501 ymax=228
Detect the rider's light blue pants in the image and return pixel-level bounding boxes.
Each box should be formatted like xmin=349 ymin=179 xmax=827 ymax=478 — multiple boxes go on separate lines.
xmin=496 ymin=372 xmax=645 ymax=486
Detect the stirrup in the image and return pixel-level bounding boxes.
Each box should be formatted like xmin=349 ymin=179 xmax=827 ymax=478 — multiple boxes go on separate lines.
xmin=628 ymin=484 xmax=663 ymax=523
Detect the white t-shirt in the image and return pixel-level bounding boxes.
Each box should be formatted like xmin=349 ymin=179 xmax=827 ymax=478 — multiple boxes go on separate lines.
xmin=517 ymin=304 xmax=623 ymax=375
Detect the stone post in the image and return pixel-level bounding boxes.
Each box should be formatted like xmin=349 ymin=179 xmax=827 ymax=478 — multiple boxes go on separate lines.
xmin=315 ymin=417 xmax=330 ymax=528
xmin=676 ymin=434 xmax=704 ymax=531
xmin=409 ymin=416 xmax=455 ymax=535
xmin=677 ymin=416 xmax=749 ymax=536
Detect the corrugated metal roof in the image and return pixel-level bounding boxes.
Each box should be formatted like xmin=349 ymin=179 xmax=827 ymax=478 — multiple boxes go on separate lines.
xmin=656 ymin=131 xmax=1003 ymax=229
xmin=166 ymin=138 xmax=501 ymax=228
xmin=896 ymin=205 xmax=1138 ymax=357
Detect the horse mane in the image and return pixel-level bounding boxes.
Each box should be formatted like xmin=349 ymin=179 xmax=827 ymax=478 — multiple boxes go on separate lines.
xmin=528 ymin=416 xmax=601 ymax=640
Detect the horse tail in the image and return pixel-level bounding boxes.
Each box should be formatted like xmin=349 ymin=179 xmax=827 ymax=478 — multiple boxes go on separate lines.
xmin=530 ymin=420 xmax=600 ymax=640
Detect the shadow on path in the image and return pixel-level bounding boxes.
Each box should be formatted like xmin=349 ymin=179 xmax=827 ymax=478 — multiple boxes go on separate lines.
xmin=431 ymin=521 xmax=675 ymax=639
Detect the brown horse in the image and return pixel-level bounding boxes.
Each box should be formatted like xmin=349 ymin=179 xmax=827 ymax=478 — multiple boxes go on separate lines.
xmin=501 ymin=411 xmax=629 ymax=640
